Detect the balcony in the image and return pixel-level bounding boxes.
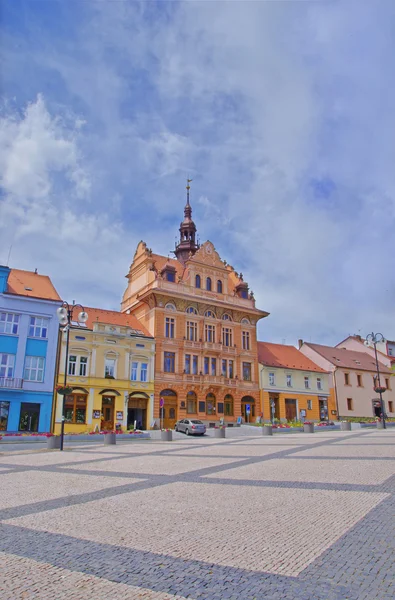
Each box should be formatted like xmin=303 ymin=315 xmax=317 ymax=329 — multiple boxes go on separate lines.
xmin=203 ymin=341 xmax=222 ymax=352
xmin=222 ymin=346 xmax=237 ymax=355
xmin=0 ymin=377 xmax=23 ymax=389
xmin=183 ymin=374 xmax=202 ymax=383
xmin=184 ymin=340 xmax=202 ymax=350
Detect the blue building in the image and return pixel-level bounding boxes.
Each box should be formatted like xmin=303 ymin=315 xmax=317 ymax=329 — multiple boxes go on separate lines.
xmin=0 ymin=266 xmax=61 ymax=432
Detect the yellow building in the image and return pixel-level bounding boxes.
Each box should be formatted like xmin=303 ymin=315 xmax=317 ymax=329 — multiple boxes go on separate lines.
xmin=258 ymin=342 xmax=334 ymax=422
xmin=53 ymin=307 xmax=155 ymax=434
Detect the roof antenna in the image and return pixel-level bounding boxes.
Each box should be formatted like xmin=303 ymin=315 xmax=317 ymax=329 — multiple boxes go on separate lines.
xmin=34 ymin=268 xmax=38 ymax=274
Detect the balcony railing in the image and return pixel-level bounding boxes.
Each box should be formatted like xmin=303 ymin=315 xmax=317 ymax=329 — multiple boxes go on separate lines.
xmin=0 ymin=377 xmax=23 ymax=389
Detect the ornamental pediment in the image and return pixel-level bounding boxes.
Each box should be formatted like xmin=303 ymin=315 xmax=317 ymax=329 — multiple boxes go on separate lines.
xmin=188 ymin=241 xmax=227 ymax=269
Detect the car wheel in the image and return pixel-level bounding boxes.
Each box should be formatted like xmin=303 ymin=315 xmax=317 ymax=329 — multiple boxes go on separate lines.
xmin=175 ymin=426 xmax=178 ymax=432
xmin=186 ymin=428 xmax=190 ymax=436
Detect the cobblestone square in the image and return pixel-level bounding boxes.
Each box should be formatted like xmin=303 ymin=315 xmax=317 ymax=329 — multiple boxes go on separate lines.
xmin=1 ymin=428 xmax=394 ymax=599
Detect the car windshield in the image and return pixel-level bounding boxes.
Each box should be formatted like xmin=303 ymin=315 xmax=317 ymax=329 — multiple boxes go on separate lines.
xmin=191 ymin=420 xmax=203 ymax=424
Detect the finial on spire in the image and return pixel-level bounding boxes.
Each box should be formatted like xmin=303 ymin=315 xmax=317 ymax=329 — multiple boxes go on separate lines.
xmin=186 ymin=178 xmax=193 ymax=205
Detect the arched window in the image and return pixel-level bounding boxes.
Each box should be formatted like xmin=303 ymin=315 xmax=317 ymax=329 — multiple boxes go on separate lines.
xmin=222 ymin=313 xmax=232 ymax=321
xmin=206 ymin=277 xmax=212 ymax=291
xmin=186 ymin=391 xmax=197 ymax=414
xmin=186 ymin=306 xmax=198 ymax=314
xmin=195 ymin=274 xmax=201 ymax=288
xmin=204 ymin=310 xmax=216 ymax=319
xmin=165 ymin=303 xmax=176 ymax=311
xmin=241 ymin=318 xmax=250 ymax=325
xmin=217 ymin=280 xmax=223 ymax=294
xmin=206 ymin=393 xmax=216 ymax=415
xmin=224 ymin=394 xmax=234 ymax=417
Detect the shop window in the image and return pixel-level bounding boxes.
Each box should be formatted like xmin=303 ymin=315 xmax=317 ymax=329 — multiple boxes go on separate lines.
xmin=65 ymin=394 xmax=87 ymax=424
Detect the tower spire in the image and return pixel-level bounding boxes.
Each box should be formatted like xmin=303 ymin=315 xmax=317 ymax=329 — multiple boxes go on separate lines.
xmin=174 ymin=179 xmax=199 ymax=264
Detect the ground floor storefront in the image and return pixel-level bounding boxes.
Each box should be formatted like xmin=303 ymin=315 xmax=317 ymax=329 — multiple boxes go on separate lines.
xmin=0 ymin=391 xmax=52 ymax=432
xmin=153 ymin=383 xmax=261 ymax=429
xmin=261 ymin=391 xmax=335 ymax=422
xmin=53 ymin=383 xmax=154 ymax=434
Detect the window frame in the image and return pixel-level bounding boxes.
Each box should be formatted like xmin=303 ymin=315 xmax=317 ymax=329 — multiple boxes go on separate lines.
xmin=307 ymin=399 xmax=312 ymax=410
xmin=165 ymin=317 xmax=175 ymax=339
xmin=0 ymin=353 xmax=15 ymax=378
xmin=206 ymin=277 xmax=212 ymax=291
xmin=347 ymin=397 xmax=353 ymax=411
xmin=186 ymin=320 xmax=198 ymax=341
xmin=286 ymin=374 xmax=292 ymax=387
xmin=105 ymin=357 xmax=116 ymax=378
xmin=195 ymin=274 xmax=201 ymax=289
xmin=269 ymin=372 xmax=275 ymax=386
xmin=222 ymin=327 xmax=233 ymax=347
xmin=242 ymin=330 xmax=250 ymax=350
xmin=0 ymin=312 xmax=20 ymax=335
xmin=217 ymin=280 xmax=223 ymax=294
xmin=185 ymin=354 xmax=191 ymax=374
xmin=205 ymin=323 xmax=216 ymax=343
xmin=24 ymin=355 xmax=45 ymax=382
xmin=28 ymin=316 xmax=49 ymax=339
xmin=304 ymin=376 xmax=310 ymax=389
xmin=64 ymin=394 xmax=88 ymax=424
xmin=317 ymin=377 xmax=322 ymax=390
xmin=164 ymin=351 xmax=175 ymax=373
xmin=344 ymin=372 xmax=350 ymax=385
xmin=242 ymin=362 xmax=252 ymax=381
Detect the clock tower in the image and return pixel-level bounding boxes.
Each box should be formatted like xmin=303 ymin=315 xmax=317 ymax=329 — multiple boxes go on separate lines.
xmin=174 ymin=180 xmax=199 ymax=264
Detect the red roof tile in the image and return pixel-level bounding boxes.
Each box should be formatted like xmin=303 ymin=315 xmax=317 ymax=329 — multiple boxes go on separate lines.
xmin=258 ymin=342 xmax=327 ymax=373
xmin=305 ymin=343 xmax=392 ymax=374
xmin=6 ymin=269 xmax=61 ymax=301
xmin=82 ymin=307 xmax=152 ymax=338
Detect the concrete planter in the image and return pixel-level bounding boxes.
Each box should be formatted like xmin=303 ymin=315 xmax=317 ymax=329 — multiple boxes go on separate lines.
xmin=262 ymin=425 xmax=273 ymax=436
xmin=377 ymin=421 xmax=385 ymax=429
xmin=104 ymin=433 xmax=116 ymax=445
xmin=214 ymin=428 xmax=226 ymax=439
xmin=161 ymin=430 xmax=173 ymax=442
xmin=340 ymin=422 xmax=352 ymax=431
xmin=303 ymin=424 xmax=314 ymax=433
xmin=46 ymin=436 xmax=61 ymax=450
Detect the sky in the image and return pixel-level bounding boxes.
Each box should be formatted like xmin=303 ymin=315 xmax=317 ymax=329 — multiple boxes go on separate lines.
xmin=0 ymin=0 xmax=394 ymax=346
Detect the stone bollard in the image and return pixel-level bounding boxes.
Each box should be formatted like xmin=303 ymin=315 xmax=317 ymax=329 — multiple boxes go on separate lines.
xmin=47 ymin=435 xmax=61 ymax=450
xmin=214 ymin=428 xmax=226 ymax=439
xmin=340 ymin=422 xmax=351 ymax=431
xmin=303 ymin=423 xmax=314 ymax=433
xmin=161 ymin=430 xmax=173 ymax=441
xmin=104 ymin=432 xmax=117 ymax=445
xmin=262 ymin=425 xmax=273 ymax=436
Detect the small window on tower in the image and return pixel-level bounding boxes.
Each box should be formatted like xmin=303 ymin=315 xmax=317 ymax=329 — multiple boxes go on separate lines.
xmin=195 ymin=274 xmax=201 ymax=288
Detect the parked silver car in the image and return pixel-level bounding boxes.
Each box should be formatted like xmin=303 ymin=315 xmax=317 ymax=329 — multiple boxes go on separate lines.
xmin=175 ymin=419 xmax=206 ymax=436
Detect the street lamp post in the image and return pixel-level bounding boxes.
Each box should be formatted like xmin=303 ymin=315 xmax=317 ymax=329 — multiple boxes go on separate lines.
xmin=57 ymin=302 xmax=88 ymax=451
xmin=365 ymin=332 xmax=387 ymax=429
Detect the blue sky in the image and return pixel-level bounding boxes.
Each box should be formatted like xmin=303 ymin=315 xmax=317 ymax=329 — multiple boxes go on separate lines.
xmin=1 ymin=0 xmax=394 ymax=345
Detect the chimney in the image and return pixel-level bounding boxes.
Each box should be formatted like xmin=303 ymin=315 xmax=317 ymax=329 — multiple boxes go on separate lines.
xmin=298 ymin=339 xmax=303 ymax=349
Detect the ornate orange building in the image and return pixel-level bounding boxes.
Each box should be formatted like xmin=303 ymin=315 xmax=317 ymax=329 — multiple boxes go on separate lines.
xmin=121 ymin=184 xmax=268 ymax=428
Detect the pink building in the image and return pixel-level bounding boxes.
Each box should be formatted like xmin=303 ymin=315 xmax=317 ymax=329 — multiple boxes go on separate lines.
xmin=299 ymin=341 xmax=395 ymax=419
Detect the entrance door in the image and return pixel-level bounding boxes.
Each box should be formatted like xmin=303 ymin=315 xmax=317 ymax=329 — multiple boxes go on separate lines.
xmin=19 ymin=403 xmax=40 ymax=432
xmin=269 ymin=396 xmax=280 ymax=421
xmin=101 ymin=396 xmax=115 ymax=430
xmin=319 ymin=398 xmax=328 ymax=421
xmin=162 ymin=401 xmax=177 ymax=429
xmin=285 ymin=399 xmax=297 ymax=421
xmin=127 ymin=397 xmax=148 ymax=430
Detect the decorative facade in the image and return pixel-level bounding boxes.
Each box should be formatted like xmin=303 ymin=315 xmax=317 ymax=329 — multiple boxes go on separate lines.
xmin=53 ymin=308 xmax=155 ymax=434
xmin=121 ymin=186 xmax=268 ymax=428
xmin=0 ymin=266 xmax=61 ymax=432
xmin=258 ymin=341 xmax=332 ymax=422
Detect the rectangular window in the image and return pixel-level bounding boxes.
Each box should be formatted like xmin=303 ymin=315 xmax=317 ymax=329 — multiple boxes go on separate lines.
xmin=344 ymin=373 xmax=350 ymax=385
xmin=192 ymin=355 xmax=198 ymax=375
xmin=211 ymin=358 xmax=216 ymax=376
xmin=79 ymin=357 xmax=88 ymax=377
xmin=317 ymin=377 xmax=322 ymax=390
xmin=304 ymin=376 xmax=310 ymax=389
xmin=24 ymin=356 xmax=45 ymax=382
xmin=222 ymin=327 xmax=233 ymax=347
xmin=187 ymin=397 xmax=197 ymax=414
xmin=243 ymin=362 xmax=252 ymax=381
xmin=165 ymin=317 xmax=175 ymax=339
xmin=388 ymin=401 xmax=393 ymax=413
xmin=389 ymin=348 xmax=393 ymax=356
xmin=0 ymin=312 xmax=20 ymax=335
xmin=228 ymin=360 xmax=234 ymax=378
xmin=65 ymin=394 xmax=87 ymax=424
xmin=242 ymin=331 xmax=250 ymax=350
xmin=0 ymin=353 xmax=15 ymax=379
xmin=286 ymin=374 xmax=292 ymax=387
xmin=357 ymin=374 xmax=362 ymax=387
xmin=164 ymin=352 xmax=175 ymax=373
xmin=205 ymin=324 xmax=216 ymax=343
xmin=0 ymin=400 xmax=10 ymax=431
xmin=186 ymin=321 xmax=198 ymax=341
xmin=347 ymin=398 xmax=353 ymax=411
xmin=307 ymin=399 xmax=312 ymax=410
xmin=222 ymin=359 xmax=227 ymax=376
xmin=29 ymin=316 xmax=49 ymax=339
xmin=385 ymin=378 xmax=390 ymax=389
xmin=269 ymin=372 xmax=275 ymax=386
xmin=105 ymin=358 xmax=116 ymax=378
xmin=68 ymin=355 xmax=77 ymax=376
xmin=185 ymin=354 xmax=191 ymax=374
xmin=131 ymin=362 xmax=138 ymax=381
xmin=204 ymin=356 xmax=209 ymax=375
xmin=141 ymin=363 xmax=148 ymax=382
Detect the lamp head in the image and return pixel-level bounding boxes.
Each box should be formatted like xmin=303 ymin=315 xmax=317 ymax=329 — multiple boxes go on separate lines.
xmin=78 ymin=310 xmax=88 ymax=324
xmin=57 ymin=306 xmax=68 ymax=322
xmin=59 ymin=315 xmax=68 ymax=326
xmin=364 ymin=339 xmax=370 ymax=346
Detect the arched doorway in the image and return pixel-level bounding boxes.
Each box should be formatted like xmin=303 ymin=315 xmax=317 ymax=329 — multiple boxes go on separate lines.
xmin=206 ymin=393 xmax=216 ymax=416
xmin=224 ymin=394 xmax=234 ymax=417
xmin=241 ymin=395 xmax=255 ymax=422
xmin=159 ymin=389 xmax=178 ymax=429
xmin=128 ymin=392 xmax=149 ymax=430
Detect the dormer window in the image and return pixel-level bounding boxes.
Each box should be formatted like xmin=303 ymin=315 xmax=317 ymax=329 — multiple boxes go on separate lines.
xmin=186 ymin=306 xmax=198 ymax=314
xmin=195 ymin=274 xmax=201 ymax=288
xmin=236 ymin=281 xmax=249 ymax=299
xmin=206 ymin=277 xmax=212 ymax=291
xmin=217 ymin=280 xmax=223 ymax=294
xmin=222 ymin=314 xmax=232 ymax=321
xmin=161 ymin=263 xmax=176 ymax=282
xmin=204 ymin=310 xmax=216 ymax=319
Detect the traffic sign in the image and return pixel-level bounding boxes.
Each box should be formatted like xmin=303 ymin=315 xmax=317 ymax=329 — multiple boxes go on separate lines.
xmin=159 ymin=398 xmax=164 ymax=408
